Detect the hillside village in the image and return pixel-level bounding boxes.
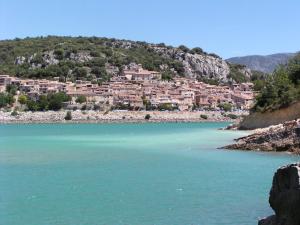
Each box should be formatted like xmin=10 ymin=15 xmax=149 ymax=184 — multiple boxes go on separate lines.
xmin=0 ymin=64 xmax=254 ymax=112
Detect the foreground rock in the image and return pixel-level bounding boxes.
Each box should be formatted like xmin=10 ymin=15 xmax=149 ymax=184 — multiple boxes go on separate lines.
xmin=222 ymin=120 xmax=300 ymax=154
xmin=258 ymin=163 xmax=300 ymax=225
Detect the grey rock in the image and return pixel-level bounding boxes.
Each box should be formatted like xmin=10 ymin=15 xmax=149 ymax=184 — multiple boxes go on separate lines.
xmin=151 ymin=46 xmax=234 ymax=82
xmin=69 ymin=52 xmax=92 ymax=63
xmin=258 ymin=163 xmax=300 ymax=225
xmin=223 ymin=120 xmax=300 ymax=153
xmin=15 ymin=56 xmax=26 ymax=65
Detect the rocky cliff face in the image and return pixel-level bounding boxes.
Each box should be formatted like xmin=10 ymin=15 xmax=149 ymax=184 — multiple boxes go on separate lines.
xmin=258 ymin=163 xmax=300 ymax=225
xmin=151 ymin=46 xmax=232 ymax=82
xmin=223 ymin=120 xmax=300 ymax=153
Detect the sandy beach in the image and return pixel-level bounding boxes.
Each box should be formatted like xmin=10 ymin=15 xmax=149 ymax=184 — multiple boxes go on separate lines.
xmin=0 ymin=110 xmax=247 ymax=124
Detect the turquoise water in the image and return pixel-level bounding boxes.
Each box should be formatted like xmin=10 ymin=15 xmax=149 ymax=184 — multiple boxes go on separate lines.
xmin=0 ymin=123 xmax=298 ymax=225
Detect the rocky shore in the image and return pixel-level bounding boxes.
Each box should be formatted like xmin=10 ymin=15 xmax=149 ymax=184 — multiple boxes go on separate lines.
xmin=258 ymin=163 xmax=300 ymax=225
xmin=0 ymin=110 xmax=241 ymax=124
xmin=222 ymin=120 xmax=300 ymax=154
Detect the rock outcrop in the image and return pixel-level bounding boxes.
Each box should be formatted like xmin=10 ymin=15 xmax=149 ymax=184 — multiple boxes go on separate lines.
xmin=258 ymin=163 xmax=300 ymax=225
xmin=223 ymin=120 xmax=300 ymax=154
xmin=151 ymin=46 xmax=231 ymax=81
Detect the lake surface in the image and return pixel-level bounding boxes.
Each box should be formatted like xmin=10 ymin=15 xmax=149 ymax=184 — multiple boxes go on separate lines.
xmin=0 ymin=122 xmax=298 ymax=225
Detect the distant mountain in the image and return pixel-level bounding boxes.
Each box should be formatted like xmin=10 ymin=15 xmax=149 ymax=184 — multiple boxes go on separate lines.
xmin=227 ymin=53 xmax=297 ymax=73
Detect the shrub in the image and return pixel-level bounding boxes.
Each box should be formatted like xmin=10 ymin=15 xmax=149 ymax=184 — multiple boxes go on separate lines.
xmin=64 ymin=111 xmax=72 ymax=120
xmin=75 ymin=95 xmax=87 ymax=104
xmin=18 ymin=95 xmax=28 ymax=105
xmin=190 ymin=47 xmax=204 ymax=55
xmin=218 ymin=103 xmax=232 ymax=112
xmin=200 ymin=114 xmax=208 ymax=120
xmin=11 ymin=110 xmax=19 ymax=116
xmin=178 ymin=45 xmax=189 ymax=53
xmin=145 ymin=114 xmax=151 ymax=120
xmin=0 ymin=93 xmax=15 ymax=108
xmin=6 ymin=84 xmax=18 ymax=95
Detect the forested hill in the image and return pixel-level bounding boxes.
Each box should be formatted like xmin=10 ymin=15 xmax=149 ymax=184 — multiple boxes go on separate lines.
xmin=252 ymin=53 xmax=300 ymax=112
xmin=0 ymin=36 xmax=251 ymax=84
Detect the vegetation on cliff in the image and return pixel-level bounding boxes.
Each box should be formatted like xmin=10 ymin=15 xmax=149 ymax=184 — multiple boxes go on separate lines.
xmin=0 ymin=36 xmax=250 ymax=84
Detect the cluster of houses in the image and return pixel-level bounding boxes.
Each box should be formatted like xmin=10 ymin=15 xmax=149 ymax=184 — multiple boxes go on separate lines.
xmin=0 ymin=64 xmax=255 ymax=111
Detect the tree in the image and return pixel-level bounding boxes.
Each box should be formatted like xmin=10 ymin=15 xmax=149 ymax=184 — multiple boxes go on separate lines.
xmin=218 ymin=103 xmax=232 ymax=112
xmin=253 ymin=79 xmax=265 ymax=91
xmin=6 ymin=84 xmax=18 ymax=95
xmin=161 ymin=72 xmax=172 ymax=81
xmin=0 ymin=93 xmax=8 ymax=108
xmin=54 ymin=48 xmax=64 ymax=60
xmin=145 ymin=114 xmax=151 ymax=120
xmin=287 ymin=53 xmax=300 ymax=85
xmin=26 ymin=100 xmax=39 ymax=111
xmin=75 ymin=95 xmax=87 ymax=104
xmin=253 ymin=61 xmax=300 ymax=112
xmin=18 ymin=95 xmax=27 ymax=105
xmin=38 ymin=95 xmax=49 ymax=111
xmin=48 ymin=92 xmax=71 ymax=111
xmin=190 ymin=47 xmax=204 ymax=55
xmin=178 ymin=45 xmax=189 ymax=53
xmin=73 ymin=67 xmax=87 ymax=78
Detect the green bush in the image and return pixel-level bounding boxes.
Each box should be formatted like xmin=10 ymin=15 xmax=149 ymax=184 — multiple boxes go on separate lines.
xmin=145 ymin=114 xmax=151 ymax=120
xmin=6 ymin=84 xmax=18 ymax=95
xmin=11 ymin=110 xmax=19 ymax=116
xmin=25 ymin=92 xmax=70 ymax=111
xmin=218 ymin=103 xmax=232 ymax=112
xmin=200 ymin=114 xmax=208 ymax=120
xmin=75 ymin=95 xmax=87 ymax=104
xmin=18 ymin=95 xmax=27 ymax=105
xmin=0 ymin=93 xmax=15 ymax=108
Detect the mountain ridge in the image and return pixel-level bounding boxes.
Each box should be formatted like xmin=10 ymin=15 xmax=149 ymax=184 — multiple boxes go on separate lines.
xmin=227 ymin=53 xmax=297 ymax=73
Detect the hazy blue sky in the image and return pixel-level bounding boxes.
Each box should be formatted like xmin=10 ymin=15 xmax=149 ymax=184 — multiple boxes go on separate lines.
xmin=1 ymin=0 xmax=299 ymax=58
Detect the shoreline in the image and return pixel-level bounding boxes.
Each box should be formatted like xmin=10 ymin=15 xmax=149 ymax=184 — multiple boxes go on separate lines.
xmin=0 ymin=110 xmax=242 ymax=124
xmin=0 ymin=119 xmax=233 ymax=125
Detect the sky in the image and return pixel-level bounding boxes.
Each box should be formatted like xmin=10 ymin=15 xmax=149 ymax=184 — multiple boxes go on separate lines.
xmin=0 ymin=0 xmax=299 ymax=58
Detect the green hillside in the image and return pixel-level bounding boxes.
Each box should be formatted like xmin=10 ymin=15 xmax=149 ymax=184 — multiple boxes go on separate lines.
xmin=0 ymin=36 xmax=192 ymax=82
xmin=0 ymin=36 xmax=251 ymax=84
